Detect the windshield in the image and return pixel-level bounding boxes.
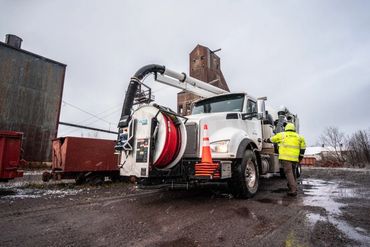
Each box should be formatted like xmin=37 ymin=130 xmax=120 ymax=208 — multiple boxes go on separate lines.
xmin=192 ymin=94 xmax=244 ymax=114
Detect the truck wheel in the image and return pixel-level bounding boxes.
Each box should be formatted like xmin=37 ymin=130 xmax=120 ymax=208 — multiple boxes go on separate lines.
xmin=42 ymin=172 xmax=51 ymax=182
xmin=110 ymin=174 xmax=121 ymax=183
xmin=91 ymin=176 xmax=104 ymax=185
xmin=86 ymin=176 xmax=103 ymax=185
xmin=75 ymin=173 xmax=86 ymax=185
xmin=229 ymin=150 xmax=259 ymax=198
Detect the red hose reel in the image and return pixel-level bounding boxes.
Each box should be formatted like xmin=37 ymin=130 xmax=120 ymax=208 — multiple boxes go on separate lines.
xmin=153 ymin=113 xmax=181 ymax=168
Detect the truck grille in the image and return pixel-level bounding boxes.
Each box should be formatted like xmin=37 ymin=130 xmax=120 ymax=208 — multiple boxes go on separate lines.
xmin=184 ymin=122 xmax=198 ymax=157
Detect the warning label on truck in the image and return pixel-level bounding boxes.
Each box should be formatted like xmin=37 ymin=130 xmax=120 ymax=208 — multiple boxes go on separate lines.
xmin=136 ymin=138 xmax=149 ymax=163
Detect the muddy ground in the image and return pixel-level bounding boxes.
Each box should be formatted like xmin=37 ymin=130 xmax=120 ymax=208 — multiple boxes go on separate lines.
xmin=0 ymin=167 xmax=369 ymax=247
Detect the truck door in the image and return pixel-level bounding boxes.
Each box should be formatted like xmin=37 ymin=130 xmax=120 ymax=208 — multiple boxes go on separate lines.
xmin=245 ymin=99 xmax=263 ymax=150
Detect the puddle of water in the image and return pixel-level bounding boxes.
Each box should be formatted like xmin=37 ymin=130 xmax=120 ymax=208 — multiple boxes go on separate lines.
xmin=307 ymin=212 xmax=370 ymax=245
xmin=332 ymin=216 xmax=370 ymax=244
xmin=301 ymin=179 xmax=368 ymax=214
xmin=306 ymin=213 xmax=325 ymax=226
xmin=303 ymin=178 xmax=370 ymax=245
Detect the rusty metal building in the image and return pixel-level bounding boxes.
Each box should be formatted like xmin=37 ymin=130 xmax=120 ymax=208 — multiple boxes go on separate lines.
xmin=177 ymin=44 xmax=230 ymax=116
xmin=0 ymin=34 xmax=66 ymax=162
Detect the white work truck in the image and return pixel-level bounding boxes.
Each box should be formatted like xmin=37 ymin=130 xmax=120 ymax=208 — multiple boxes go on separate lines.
xmin=116 ymin=64 xmax=300 ymax=198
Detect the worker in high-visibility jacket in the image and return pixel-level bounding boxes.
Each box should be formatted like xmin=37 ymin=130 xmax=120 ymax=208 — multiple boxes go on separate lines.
xmin=265 ymin=123 xmax=306 ymax=196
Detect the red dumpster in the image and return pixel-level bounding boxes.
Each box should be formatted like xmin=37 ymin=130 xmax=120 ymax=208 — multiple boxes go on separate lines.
xmin=43 ymin=136 xmax=119 ymax=184
xmin=0 ymin=131 xmax=24 ymax=182
xmin=300 ymin=157 xmax=316 ymax=166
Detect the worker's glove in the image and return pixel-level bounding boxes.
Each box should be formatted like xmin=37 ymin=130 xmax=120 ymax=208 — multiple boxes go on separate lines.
xmin=264 ymin=138 xmax=271 ymax=143
xmin=299 ymin=155 xmax=304 ymax=162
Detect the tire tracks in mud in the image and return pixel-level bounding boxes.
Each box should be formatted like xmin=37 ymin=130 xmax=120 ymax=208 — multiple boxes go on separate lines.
xmin=248 ymin=210 xmax=307 ymax=246
xmin=0 ymin=189 xmax=165 ymax=219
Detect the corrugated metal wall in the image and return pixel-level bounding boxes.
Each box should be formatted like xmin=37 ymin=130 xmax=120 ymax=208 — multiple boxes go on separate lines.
xmin=0 ymin=42 xmax=66 ymax=162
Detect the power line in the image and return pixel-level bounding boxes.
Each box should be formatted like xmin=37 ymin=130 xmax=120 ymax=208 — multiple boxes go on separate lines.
xmin=62 ymin=100 xmax=113 ymax=124
xmin=74 ymin=104 xmax=121 ymax=126
xmin=83 ymin=108 xmax=120 ymax=127
xmin=59 ymin=122 xmax=118 ymax=135
xmin=61 ymin=108 xmax=121 ymax=136
xmin=59 ymin=104 xmax=121 ymax=136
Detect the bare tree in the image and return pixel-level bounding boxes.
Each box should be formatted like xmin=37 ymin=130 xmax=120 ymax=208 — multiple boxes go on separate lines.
xmin=346 ymin=129 xmax=370 ymax=167
xmin=319 ymin=126 xmax=346 ymax=162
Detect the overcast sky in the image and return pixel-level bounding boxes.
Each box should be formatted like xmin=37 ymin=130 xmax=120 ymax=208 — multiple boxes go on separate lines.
xmin=1 ymin=0 xmax=369 ymax=145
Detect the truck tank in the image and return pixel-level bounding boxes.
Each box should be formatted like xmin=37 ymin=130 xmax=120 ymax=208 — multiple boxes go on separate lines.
xmin=120 ymin=104 xmax=187 ymax=177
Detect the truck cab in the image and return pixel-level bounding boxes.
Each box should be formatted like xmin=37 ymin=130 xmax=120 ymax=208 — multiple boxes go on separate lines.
xmin=184 ymin=93 xmax=265 ymax=160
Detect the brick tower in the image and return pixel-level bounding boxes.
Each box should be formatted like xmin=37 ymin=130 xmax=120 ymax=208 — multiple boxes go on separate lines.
xmin=177 ymin=44 xmax=230 ymax=116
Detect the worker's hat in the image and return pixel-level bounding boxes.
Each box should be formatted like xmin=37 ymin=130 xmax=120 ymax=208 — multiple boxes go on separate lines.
xmin=285 ymin=123 xmax=296 ymax=132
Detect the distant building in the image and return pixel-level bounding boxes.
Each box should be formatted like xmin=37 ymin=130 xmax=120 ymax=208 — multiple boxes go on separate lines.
xmin=0 ymin=34 xmax=66 ymax=162
xmin=177 ymin=44 xmax=230 ymax=116
xmin=304 ymin=146 xmax=348 ymax=161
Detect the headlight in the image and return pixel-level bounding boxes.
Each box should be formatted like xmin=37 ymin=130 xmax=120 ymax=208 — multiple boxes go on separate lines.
xmin=210 ymin=140 xmax=230 ymax=153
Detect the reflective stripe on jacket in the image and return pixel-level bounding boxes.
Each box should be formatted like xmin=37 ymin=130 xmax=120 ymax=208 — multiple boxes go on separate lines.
xmin=270 ymin=131 xmax=306 ymax=162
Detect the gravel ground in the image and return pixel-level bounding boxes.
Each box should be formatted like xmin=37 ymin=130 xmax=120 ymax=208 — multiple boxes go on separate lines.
xmin=0 ymin=167 xmax=369 ymax=247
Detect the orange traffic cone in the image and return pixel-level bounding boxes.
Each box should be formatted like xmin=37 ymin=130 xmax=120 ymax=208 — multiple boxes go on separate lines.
xmin=195 ymin=124 xmax=220 ymax=179
xmin=201 ymin=124 xmax=212 ymax=163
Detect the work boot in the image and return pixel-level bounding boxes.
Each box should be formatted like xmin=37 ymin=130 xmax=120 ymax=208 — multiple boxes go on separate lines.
xmin=287 ymin=191 xmax=297 ymax=197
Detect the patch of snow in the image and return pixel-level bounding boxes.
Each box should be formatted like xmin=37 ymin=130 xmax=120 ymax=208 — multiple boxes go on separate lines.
xmin=1 ymin=187 xmax=83 ymax=200
xmin=23 ymin=171 xmax=44 ymax=175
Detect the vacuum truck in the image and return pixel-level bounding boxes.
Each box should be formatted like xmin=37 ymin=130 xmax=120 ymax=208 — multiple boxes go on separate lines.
xmin=115 ymin=64 xmax=300 ymax=198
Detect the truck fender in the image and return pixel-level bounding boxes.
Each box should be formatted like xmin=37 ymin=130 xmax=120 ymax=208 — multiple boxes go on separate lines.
xmin=236 ymin=138 xmax=258 ymax=158
xmin=236 ymin=139 xmax=261 ymax=174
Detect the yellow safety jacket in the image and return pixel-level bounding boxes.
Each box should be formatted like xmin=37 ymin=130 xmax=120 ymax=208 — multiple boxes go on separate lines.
xmin=270 ymin=131 xmax=306 ymax=162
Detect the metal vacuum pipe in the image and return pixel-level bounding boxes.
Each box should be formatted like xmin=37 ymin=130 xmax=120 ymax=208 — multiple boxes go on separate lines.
xmin=118 ymin=64 xmax=165 ymax=127
xmin=163 ymin=68 xmax=227 ymax=95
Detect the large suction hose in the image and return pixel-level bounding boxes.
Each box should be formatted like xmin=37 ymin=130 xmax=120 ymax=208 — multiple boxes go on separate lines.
xmin=153 ymin=112 xmax=181 ymax=168
xmin=118 ymin=64 xmax=166 ymax=128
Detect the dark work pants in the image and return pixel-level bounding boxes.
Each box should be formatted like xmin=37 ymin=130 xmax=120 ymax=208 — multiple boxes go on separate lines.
xmin=281 ymin=160 xmax=297 ymax=193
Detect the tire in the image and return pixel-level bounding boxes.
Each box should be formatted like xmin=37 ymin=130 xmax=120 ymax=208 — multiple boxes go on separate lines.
xmin=42 ymin=172 xmax=51 ymax=182
xmin=110 ymin=174 xmax=121 ymax=183
xmin=75 ymin=173 xmax=86 ymax=185
xmin=229 ymin=149 xmax=259 ymax=198
xmin=88 ymin=175 xmax=104 ymax=185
